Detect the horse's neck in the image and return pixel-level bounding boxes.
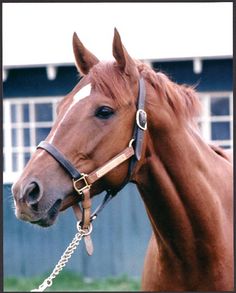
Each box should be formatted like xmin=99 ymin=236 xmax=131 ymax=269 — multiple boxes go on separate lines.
xmin=133 ymin=119 xmax=233 ymax=267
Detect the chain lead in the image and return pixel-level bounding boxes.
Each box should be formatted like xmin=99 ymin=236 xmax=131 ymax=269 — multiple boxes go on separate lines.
xmin=31 ymin=222 xmax=92 ymax=292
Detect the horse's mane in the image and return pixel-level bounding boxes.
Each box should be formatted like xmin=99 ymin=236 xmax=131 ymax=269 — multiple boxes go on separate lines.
xmin=137 ymin=61 xmax=201 ymax=123
xmin=89 ymin=60 xmax=201 ymax=124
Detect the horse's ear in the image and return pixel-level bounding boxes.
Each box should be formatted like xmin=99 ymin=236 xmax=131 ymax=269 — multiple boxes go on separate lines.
xmin=112 ymin=28 xmax=137 ymax=77
xmin=73 ymin=32 xmax=99 ymax=75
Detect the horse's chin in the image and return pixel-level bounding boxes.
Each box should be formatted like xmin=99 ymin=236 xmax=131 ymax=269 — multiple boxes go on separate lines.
xmin=30 ymin=218 xmax=56 ymax=227
xmin=30 ymin=199 xmax=62 ymax=227
xmin=29 ymin=189 xmax=95 ymax=227
xmin=28 ymin=193 xmax=82 ymax=227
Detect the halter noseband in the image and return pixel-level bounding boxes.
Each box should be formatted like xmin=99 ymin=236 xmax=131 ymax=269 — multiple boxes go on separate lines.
xmin=37 ymin=77 xmax=147 ymax=232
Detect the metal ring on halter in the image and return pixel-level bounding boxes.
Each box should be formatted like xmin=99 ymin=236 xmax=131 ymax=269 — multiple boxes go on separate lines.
xmin=129 ymin=139 xmax=135 ymax=147
xmin=77 ymin=221 xmax=93 ymax=235
xmin=136 ymin=109 xmax=147 ymax=131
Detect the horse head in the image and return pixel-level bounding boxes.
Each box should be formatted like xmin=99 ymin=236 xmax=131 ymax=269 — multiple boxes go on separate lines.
xmin=12 ymin=29 xmax=142 ymax=227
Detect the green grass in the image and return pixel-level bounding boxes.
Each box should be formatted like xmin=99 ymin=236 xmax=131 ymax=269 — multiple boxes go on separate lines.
xmin=4 ymin=271 xmax=141 ymax=291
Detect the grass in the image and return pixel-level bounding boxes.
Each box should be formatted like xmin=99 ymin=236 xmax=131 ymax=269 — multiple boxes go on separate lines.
xmin=4 ymin=271 xmax=141 ymax=291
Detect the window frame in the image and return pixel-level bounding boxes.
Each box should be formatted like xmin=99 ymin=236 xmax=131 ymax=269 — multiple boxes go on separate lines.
xmin=198 ymin=91 xmax=233 ymax=148
xmin=3 ymin=96 xmax=62 ymax=183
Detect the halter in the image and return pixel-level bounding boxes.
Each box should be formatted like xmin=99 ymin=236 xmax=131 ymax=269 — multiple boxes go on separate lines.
xmin=37 ymin=77 xmax=147 ymax=241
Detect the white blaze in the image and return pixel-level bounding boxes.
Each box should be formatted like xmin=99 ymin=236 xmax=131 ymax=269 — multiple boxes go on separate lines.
xmin=48 ymin=83 xmax=92 ymax=144
xmin=73 ymin=83 xmax=92 ymax=103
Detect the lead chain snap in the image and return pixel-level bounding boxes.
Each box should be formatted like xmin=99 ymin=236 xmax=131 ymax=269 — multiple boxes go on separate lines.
xmin=77 ymin=221 xmax=93 ymax=236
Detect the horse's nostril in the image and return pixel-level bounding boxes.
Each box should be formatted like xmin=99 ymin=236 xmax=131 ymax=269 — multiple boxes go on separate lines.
xmin=25 ymin=181 xmax=42 ymax=206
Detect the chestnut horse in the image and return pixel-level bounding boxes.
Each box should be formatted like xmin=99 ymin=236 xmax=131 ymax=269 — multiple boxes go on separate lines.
xmin=12 ymin=29 xmax=233 ymax=291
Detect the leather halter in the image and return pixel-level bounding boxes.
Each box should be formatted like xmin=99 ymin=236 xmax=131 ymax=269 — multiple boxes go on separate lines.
xmin=37 ymin=78 xmax=147 ymax=234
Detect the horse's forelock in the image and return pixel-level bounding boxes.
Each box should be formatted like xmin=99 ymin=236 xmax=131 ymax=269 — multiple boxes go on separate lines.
xmin=89 ymin=61 xmax=135 ymax=106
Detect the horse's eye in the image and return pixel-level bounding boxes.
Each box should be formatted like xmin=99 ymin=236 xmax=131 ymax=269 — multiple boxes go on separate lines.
xmin=95 ymin=106 xmax=114 ymax=119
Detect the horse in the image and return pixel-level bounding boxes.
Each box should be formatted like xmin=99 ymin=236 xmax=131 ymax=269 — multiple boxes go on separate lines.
xmin=12 ymin=29 xmax=233 ymax=291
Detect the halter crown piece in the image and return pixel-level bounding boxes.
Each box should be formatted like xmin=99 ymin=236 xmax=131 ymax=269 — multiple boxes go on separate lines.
xmin=37 ymin=77 xmax=147 ymax=248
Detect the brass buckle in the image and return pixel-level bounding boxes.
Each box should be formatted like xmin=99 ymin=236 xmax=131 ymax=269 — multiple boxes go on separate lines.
xmin=73 ymin=173 xmax=91 ymax=195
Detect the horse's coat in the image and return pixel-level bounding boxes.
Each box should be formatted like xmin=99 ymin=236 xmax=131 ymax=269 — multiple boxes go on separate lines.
xmin=12 ymin=29 xmax=233 ymax=291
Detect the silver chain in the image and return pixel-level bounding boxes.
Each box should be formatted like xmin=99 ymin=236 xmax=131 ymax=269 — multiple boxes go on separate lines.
xmin=31 ymin=222 xmax=93 ymax=292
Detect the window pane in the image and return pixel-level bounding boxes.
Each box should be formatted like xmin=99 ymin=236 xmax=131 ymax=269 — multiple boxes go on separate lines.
xmin=11 ymin=104 xmax=17 ymax=122
xmin=36 ymin=128 xmax=51 ymax=144
xmin=12 ymin=153 xmax=18 ymax=172
xmin=23 ymin=128 xmax=30 ymax=147
xmin=210 ymin=97 xmax=229 ymax=116
xmin=24 ymin=152 xmax=31 ymax=166
xmin=23 ymin=104 xmax=30 ymax=122
xmin=211 ymin=122 xmax=230 ymax=140
xmin=11 ymin=128 xmax=17 ymax=147
xmin=35 ymin=103 xmax=53 ymax=122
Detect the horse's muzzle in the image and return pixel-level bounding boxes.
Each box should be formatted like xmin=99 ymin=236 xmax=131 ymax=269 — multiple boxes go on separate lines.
xmin=12 ymin=179 xmax=63 ymax=227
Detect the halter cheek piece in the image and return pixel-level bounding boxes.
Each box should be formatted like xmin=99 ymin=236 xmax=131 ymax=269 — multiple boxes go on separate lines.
xmin=37 ymin=78 xmax=147 ymax=234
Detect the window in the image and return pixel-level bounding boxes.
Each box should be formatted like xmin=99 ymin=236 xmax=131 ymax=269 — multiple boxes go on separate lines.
xmin=3 ymin=97 xmax=62 ymax=183
xmin=198 ymin=92 xmax=233 ymax=149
